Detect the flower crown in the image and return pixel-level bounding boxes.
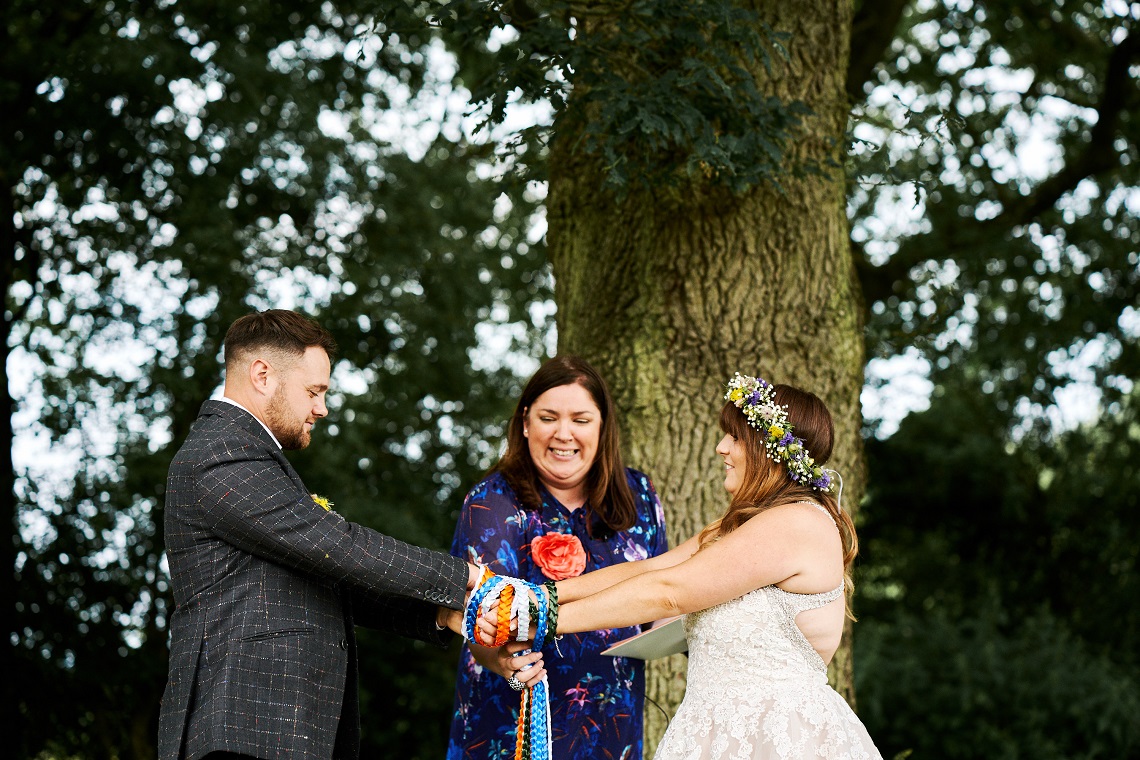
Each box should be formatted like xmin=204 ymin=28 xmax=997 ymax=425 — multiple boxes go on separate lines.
xmin=725 ymin=373 xmax=834 ymax=492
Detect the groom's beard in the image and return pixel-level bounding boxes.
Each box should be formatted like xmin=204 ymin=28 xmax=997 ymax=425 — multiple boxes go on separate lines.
xmin=265 ymin=387 xmax=311 ymax=450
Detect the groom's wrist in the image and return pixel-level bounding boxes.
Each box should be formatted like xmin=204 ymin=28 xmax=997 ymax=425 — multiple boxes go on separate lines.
xmin=466 ymin=562 xmax=483 ymax=591
xmin=436 ymin=606 xmax=462 ymax=633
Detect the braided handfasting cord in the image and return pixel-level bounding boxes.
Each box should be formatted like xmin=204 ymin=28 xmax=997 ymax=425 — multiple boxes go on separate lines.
xmin=463 ymin=570 xmax=558 ymax=760
xmin=542 ymin=581 xmax=558 ymax=648
xmin=496 ymin=584 xmax=516 ymax=643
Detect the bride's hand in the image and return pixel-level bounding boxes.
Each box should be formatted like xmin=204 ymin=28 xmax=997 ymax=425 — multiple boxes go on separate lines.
xmin=468 ymin=639 xmax=546 ymax=687
xmin=476 ymin=598 xmax=538 ymax=645
xmin=475 ymin=604 xmax=499 ymax=646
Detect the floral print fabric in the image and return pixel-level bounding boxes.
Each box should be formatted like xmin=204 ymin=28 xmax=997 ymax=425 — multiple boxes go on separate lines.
xmin=447 ymin=468 xmax=668 ymax=760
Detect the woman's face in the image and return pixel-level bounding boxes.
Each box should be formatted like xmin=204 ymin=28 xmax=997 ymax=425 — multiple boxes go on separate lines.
xmin=524 ymin=382 xmax=602 ymax=497
xmin=715 ymin=432 xmax=747 ymax=495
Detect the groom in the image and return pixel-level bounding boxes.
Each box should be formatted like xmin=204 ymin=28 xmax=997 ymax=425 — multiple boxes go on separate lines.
xmin=158 ymin=309 xmax=479 ymax=760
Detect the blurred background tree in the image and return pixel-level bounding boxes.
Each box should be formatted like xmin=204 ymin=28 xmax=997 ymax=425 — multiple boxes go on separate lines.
xmin=3 ymin=1 xmax=547 ymax=757
xmin=4 ymin=0 xmax=1138 ymax=759
xmin=846 ymin=0 xmax=1139 ymax=756
xmin=856 ymin=378 xmax=1140 ymax=758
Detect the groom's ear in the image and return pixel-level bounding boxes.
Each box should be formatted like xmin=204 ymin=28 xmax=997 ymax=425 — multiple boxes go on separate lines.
xmin=249 ymin=357 xmax=273 ymax=395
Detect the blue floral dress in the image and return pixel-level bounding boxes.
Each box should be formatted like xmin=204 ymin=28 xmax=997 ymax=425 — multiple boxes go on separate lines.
xmin=447 ymin=468 xmax=668 ymax=760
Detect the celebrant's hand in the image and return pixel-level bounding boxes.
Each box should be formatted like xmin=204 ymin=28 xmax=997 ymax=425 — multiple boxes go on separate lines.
xmin=469 ymin=639 xmax=546 ymax=687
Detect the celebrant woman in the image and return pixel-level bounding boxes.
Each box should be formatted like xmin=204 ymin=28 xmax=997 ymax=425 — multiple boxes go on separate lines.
xmin=446 ymin=355 xmax=669 ymax=760
xmin=476 ymin=374 xmax=881 ymax=759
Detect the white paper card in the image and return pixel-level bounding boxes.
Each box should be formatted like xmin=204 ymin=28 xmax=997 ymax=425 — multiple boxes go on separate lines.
xmin=601 ymin=616 xmax=686 ymax=660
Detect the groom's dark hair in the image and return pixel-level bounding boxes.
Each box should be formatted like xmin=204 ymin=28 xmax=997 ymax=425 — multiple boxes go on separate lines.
xmin=223 ymin=309 xmax=338 ymax=372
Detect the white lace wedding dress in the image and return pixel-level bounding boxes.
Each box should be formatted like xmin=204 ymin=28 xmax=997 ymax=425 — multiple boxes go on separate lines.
xmin=653 ymin=581 xmax=883 ymax=760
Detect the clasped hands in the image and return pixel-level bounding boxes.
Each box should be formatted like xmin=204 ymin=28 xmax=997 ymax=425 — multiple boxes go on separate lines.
xmin=471 ymin=580 xmax=547 ymax=689
xmin=435 ymin=566 xmax=547 ymax=688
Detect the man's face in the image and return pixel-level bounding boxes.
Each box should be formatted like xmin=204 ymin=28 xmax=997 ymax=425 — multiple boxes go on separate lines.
xmin=264 ymin=346 xmax=331 ymax=450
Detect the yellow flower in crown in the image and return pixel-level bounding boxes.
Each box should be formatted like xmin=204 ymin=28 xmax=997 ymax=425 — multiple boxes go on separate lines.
xmin=312 ymin=494 xmax=334 ymax=511
xmin=769 ymin=425 xmax=784 ymax=438
xmin=728 ymin=387 xmax=745 ymax=403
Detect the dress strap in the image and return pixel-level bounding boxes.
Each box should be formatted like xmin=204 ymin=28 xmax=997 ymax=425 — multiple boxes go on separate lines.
xmin=797 ymin=500 xmax=829 ymax=516
xmin=772 ymin=581 xmax=845 ymax=613
xmin=797 ymin=500 xmax=841 ymax=534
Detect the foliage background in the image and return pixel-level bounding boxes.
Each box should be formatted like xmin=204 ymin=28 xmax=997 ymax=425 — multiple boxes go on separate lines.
xmin=4 ymin=0 xmax=1138 ymax=758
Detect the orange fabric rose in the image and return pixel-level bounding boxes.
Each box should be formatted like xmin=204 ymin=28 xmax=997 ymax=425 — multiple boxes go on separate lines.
xmin=530 ymin=533 xmax=587 ymax=580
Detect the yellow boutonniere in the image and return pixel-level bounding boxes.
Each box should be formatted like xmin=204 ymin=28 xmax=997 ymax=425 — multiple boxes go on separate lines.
xmin=312 ymin=494 xmax=334 ymax=511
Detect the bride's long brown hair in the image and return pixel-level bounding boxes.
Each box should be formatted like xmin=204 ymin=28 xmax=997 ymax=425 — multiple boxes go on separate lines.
xmin=698 ymin=384 xmax=858 ymax=615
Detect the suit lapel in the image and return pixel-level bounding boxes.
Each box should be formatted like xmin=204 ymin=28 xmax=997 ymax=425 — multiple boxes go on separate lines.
xmin=198 ymin=399 xmax=310 ymax=495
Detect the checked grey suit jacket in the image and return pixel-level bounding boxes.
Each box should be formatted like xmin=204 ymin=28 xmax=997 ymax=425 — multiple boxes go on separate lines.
xmin=158 ymin=400 xmax=468 ymax=760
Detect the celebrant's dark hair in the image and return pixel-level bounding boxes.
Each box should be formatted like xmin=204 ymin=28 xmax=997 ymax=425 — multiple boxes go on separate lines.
xmin=492 ymin=355 xmax=636 ymax=537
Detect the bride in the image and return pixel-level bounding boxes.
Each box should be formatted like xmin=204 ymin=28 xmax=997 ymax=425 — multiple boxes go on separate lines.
xmin=514 ymin=374 xmax=882 ymax=759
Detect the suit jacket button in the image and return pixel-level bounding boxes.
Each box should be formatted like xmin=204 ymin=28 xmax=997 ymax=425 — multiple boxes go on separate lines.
xmin=339 ymin=639 xmax=348 ymax=650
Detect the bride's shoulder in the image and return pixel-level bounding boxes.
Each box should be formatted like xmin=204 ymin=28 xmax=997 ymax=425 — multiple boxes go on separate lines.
xmin=740 ymin=500 xmax=837 ymax=537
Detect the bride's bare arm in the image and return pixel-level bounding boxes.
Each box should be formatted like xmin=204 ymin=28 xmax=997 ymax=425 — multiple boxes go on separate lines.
xmin=555 ymin=503 xmax=842 ymax=633
xmin=554 ymin=533 xmax=702 ymax=603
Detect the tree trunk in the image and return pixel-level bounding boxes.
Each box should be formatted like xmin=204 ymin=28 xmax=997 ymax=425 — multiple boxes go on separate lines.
xmin=545 ymin=1 xmax=860 ymax=753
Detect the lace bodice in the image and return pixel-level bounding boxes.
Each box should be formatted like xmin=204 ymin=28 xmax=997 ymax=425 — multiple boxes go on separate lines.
xmin=653 ymin=498 xmax=883 ymax=760
xmin=653 ymin=582 xmax=881 ymax=760
xmin=682 ymin=583 xmax=843 ymax=706
xmin=684 ymin=502 xmax=845 ymax=694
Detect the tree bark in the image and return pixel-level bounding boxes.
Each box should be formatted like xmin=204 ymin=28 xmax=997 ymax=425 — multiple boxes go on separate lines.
xmin=545 ymin=0 xmax=860 ymax=753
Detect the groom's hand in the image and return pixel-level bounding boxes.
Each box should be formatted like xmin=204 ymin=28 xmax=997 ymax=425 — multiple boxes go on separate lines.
xmin=466 ymin=562 xmax=483 ymax=591
xmin=475 ymin=604 xmax=499 ymax=646
xmin=436 ymin=606 xmax=464 ymax=635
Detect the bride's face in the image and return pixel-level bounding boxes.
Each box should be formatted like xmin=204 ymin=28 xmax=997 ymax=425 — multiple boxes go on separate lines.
xmin=715 ymin=433 xmax=747 ymax=495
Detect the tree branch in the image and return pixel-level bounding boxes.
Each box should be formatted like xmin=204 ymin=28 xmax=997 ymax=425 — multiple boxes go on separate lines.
xmin=856 ymin=29 xmax=1140 ymax=302
xmin=985 ymin=29 xmax=1140 ymax=229
xmin=846 ymin=0 xmax=911 ymax=104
